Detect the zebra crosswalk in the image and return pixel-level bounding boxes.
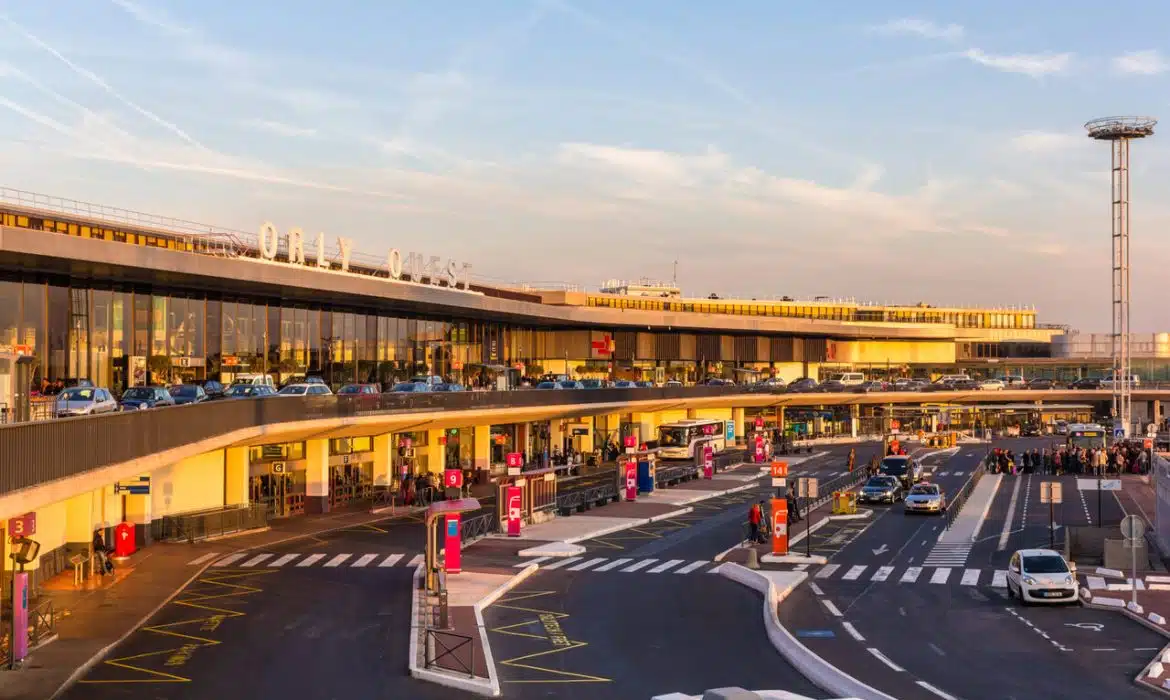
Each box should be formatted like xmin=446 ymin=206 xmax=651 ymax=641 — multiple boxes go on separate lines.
xmin=516 ymin=555 xmax=724 ymax=576
xmin=922 ymin=542 xmax=973 ymax=567
xmin=813 ymin=562 xmax=1008 ymax=588
xmin=187 ymin=551 xmax=423 ymax=569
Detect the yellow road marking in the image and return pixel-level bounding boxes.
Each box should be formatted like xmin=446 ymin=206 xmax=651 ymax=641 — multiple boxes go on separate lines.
xmin=489 ymin=591 xmax=611 ymax=684
xmin=79 ymin=569 xmax=274 ymax=684
xmin=342 ymin=522 xmax=388 ymax=534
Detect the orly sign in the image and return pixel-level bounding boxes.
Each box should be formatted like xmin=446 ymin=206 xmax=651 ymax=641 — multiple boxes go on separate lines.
xmin=257 ymin=223 xmax=473 ymax=290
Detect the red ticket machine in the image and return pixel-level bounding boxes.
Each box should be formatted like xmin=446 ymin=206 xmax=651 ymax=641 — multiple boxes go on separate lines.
xmin=624 ymin=458 xmax=638 ymax=501
xmin=506 ymin=485 xmax=523 ymax=537
xmin=770 ymin=498 xmax=788 ymax=556
xmin=444 ymin=514 xmax=462 ymax=574
xmin=114 ymin=521 xmax=136 ymax=558
xmin=703 ymin=444 xmax=714 ymax=479
xmin=754 ymin=435 xmax=766 ymax=463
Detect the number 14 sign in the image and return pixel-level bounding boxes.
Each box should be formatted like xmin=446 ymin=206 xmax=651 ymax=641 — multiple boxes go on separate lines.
xmin=7 ymin=512 xmax=36 ymax=539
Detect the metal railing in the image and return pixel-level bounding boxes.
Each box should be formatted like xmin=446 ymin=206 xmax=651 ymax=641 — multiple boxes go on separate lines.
xmin=944 ymin=451 xmax=991 ymax=530
xmin=0 ymin=385 xmax=768 ymax=496
xmin=556 ymin=482 xmax=618 ymax=514
xmin=151 ymin=504 xmax=268 ymax=543
xmin=424 ymin=628 xmax=476 ymax=678
xmin=460 ymin=511 xmax=498 ymax=543
xmin=30 ymin=600 xmax=56 ymax=647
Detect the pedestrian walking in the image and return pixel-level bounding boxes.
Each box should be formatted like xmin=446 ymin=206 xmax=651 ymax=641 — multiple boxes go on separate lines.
xmin=748 ymin=501 xmax=762 ymax=544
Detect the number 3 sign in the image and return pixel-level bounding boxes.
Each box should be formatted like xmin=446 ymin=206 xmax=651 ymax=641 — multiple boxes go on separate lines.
xmin=8 ymin=512 xmax=36 ymax=539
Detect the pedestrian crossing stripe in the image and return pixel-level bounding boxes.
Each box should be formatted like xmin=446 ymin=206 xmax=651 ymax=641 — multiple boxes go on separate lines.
xmin=808 ymin=563 xmax=1009 ymax=588
xmin=193 ymin=551 xmax=423 ymax=569
xmin=511 ymin=556 xmax=726 ymax=575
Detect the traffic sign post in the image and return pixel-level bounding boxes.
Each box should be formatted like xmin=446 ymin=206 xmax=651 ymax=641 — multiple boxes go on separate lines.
xmin=1121 ymin=515 xmax=1147 ymax=608
xmin=798 ymin=478 xmax=819 ymax=558
xmin=770 ymin=461 xmax=789 ymax=497
xmin=1040 ymin=482 xmax=1063 ymax=549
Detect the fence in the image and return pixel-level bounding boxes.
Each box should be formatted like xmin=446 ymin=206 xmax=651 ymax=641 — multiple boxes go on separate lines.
xmin=460 ymin=510 xmax=498 ymax=544
xmin=1155 ymin=454 xmax=1170 ymax=556
xmin=151 ymin=504 xmax=268 ymax=543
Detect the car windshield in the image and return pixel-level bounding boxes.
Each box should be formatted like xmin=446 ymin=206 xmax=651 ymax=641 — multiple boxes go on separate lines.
xmin=1022 ymin=555 xmax=1069 ymax=574
xmin=122 ymin=388 xmax=152 ymax=400
xmin=880 ymin=459 xmax=909 ymax=476
xmin=170 ymin=385 xmax=198 ymax=397
xmin=278 ymin=386 xmax=308 ymax=395
xmin=557 ymin=381 xmax=577 ymax=389
xmin=866 ymin=477 xmax=896 ymax=489
xmin=59 ymin=388 xmax=95 ymax=401
xmin=909 ymin=485 xmax=939 ymax=496
xmin=391 ymin=382 xmax=422 ymax=392
xmin=536 ymin=382 xmax=557 ymax=389
xmin=225 ymin=385 xmax=257 ymax=396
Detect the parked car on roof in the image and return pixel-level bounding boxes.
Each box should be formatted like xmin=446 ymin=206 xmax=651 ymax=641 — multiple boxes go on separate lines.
xmin=55 ymin=387 xmax=119 ymax=416
xmin=278 ymin=383 xmax=333 ymax=396
xmin=222 ymin=384 xmax=276 ymax=399
xmin=338 ymin=383 xmax=379 ymax=395
xmin=389 ymin=381 xmax=431 ymax=393
xmin=169 ymin=384 xmax=208 ymax=405
xmin=120 ymin=386 xmax=176 ymax=410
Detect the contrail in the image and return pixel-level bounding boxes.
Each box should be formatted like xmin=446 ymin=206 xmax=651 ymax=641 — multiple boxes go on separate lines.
xmin=0 ymin=13 xmax=208 ymax=150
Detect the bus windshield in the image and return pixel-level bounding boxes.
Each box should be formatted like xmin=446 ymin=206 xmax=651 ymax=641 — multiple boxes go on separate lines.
xmin=658 ymin=427 xmax=691 ymax=447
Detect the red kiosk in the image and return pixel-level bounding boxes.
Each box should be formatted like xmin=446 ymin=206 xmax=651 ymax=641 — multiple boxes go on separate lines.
xmin=423 ymin=498 xmax=481 ymax=594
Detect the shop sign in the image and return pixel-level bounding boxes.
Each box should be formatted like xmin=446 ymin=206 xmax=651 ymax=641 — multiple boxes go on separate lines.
xmin=257 ymin=223 xmax=474 ymax=291
xmin=171 ymin=356 xmax=207 ymax=368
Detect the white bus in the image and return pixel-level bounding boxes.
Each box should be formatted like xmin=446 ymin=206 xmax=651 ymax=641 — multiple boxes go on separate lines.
xmin=657 ymin=419 xmax=728 ymax=459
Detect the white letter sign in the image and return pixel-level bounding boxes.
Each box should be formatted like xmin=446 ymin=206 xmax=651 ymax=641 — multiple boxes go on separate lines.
xmin=259 ymin=222 xmax=279 ymax=260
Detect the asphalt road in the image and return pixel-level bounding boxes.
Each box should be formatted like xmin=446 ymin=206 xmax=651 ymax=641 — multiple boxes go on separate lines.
xmin=485 ymin=567 xmax=829 ymax=699
xmin=60 ymin=534 xmax=462 ymax=700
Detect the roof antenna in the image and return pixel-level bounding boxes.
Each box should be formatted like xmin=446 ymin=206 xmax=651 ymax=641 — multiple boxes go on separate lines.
xmin=672 ymin=259 xmax=678 ymax=286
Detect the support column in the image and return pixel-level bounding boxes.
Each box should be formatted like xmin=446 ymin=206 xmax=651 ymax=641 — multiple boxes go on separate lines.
xmin=578 ymin=417 xmax=595 ymax=455
xmin=549 ymin=420 xmax=565 ymax=454
xmin=428 ymin=429 xmax=447 ymax=475
xmin=850 ymin=404 xmax=860 ymax=439
xmin=776 ymin=406 xmax=786 ymax=433
xmin=473 ymin=425 xmax=491 ymax=472
xmin=305 ymin=438 xmax=330 ymax=514
xmin=372 ymin=434 xmax=394 ymax=488
xmin=1155 ymin=399 xmax=1163 ymax=427
xmin=732 ymin=407 xmax=746 ymax=441
xmin=225 ymin=446 xmax=249 ymax=506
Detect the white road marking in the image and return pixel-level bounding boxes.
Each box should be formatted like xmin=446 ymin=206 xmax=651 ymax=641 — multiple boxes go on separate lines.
xmin=842 ymin=621 xmax=865 ymax=641
xmin=1086 ymin=575 xmax=1107 ymax=590
xmin=794 ymin=563 xmax=809 ymax=571
xmin=917 ymin=680 xmax=961 ymax=700
xmin=240 ymin=553 xmax=273 ymax=568
xmin=822 ymin=599 xmax=843 ymax=617
xmin=648 ymin=559 xmax=685 ymax=574
xmin=675 ymin=561 xmax=708 ymax=574
xmin=991 ymin=570 xmax=1008 ymax=588
xmin=960 ymin=568 xmax=981 ymax=586
xmin=407 ymin=554 xmax=423 ymax=567
xmin=930 ymin=568 xmax=952 ymax=584
xmin=324 ymin=553 xmax=352 ymax=568
xmin=843 ymin=565 xmax=867 ymax=581
xmin=188 ymin=552 xmax=219 ymax=566
xmin=212 ymin=553 xmax=246 ymax=567
xmin=809 ymin=582 xmax=824 ymax=596
xmin=269 ymin=553 xmax=299 ymax=567
xmin=816 ymin=564 xmax=841 ymax=579
xmin=593 ymin=558 xmax=632 ymax=572
xmin=899 ymin=567 xmax=923 ymax=583
xmin=867 ymin=648 xmax=905 ymax=672
xmin=352 ymin=553 xmax=378 ymax=568
xmin=567 ymin=557 xmax=608 ymax=571
xmin=542 ymin=556 xmax=583 ymax=570
xmin=871 ymin=566 xmax=894 ymax=582
xmin=297 ymin=553 xmax=327 ymax=567
xmin=997 ymin=475 xmax=1024 ymax=551
xmin=380 ymin=554 xmax=405 ymax=568
xmin=620 ymin=559 xmax=658 ymax=573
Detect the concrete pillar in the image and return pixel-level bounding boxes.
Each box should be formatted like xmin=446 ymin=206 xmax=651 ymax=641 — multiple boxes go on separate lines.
xmin=633 ymin=412 xmax=659 ymax=446
xmin=578 ymin=417 xmax=595 ymax=455
xmin=372 ymin=434 xmax=394 ymax=488
xmin=225 ymin=446 xmax=249 ymax=506
xmin=427 ymin=429 xmax=447 ymax=474
xmin=516 ymin=423 xmax=529 ymax=462
xmin=549 ymin=420 xmax=565 ymax=454
xmin=473 ymin=425 xmax=491 ymax=471
xmin=732 ymin=407 xmax=746 ymax=440
xmin=850 ymin=404 xmax=860 ymax=439
xmin=64 ymin=492 xmax=94 ymax=545
xmin=776 ymin=406 xmax=786 ymax=432
xmin=305 ymin=438 xmax=330 ymax=514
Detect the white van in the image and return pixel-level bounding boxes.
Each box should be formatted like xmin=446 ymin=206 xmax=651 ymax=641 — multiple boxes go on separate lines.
xmin=1100 ymin=374 xmax=1141 ymax=389
xmin=829 ymin=372 xmax=866 ymax=386
xmin=935 ymin=374 xmax=970 ymax=384
xmin=232 ymin=373 xmax=276 ymax=388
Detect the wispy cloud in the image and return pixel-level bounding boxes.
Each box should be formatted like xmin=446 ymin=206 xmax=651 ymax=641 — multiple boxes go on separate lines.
xmin=1010 ymin=130 xmax=1082 ymax=154
xmin=964 ymin=48 xmax=1072 ymax=77
xmin=107 ymin=0 xmax=252 ymax=71
xmin=870 ymin=18 xmax=963 ymax=42
xmin=0 ymin=13 xmax=208 ymax=149
xmin=241 ymin=119 xmax=317 ymax=138
xmin=1113 ymin=50 xmax=1169 ymax=75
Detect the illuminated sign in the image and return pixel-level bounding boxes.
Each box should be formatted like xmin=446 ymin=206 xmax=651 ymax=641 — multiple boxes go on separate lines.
xmin=257 ymin=223 xmax=473 ymax=291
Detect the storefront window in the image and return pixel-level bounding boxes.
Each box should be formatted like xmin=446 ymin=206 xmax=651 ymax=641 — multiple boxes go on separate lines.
xmin=444 ymin=427 xmax=475 ymax=469
xmin=330 ymin=436 xmax=373 ymax=455
xmin=46 ymin=285 xmax=71 ymax=382
xmin=490 ymin=425 xmax=515 ymax=465
xmin=91 ymin=289 xmax=111 ymax=388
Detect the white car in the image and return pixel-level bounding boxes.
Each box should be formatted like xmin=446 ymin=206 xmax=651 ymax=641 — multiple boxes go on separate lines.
xmin=979 ymin=379 xmax=1005 ymax=391
xmin=277 ymin=383 xmax=334 ymax=396
xmin=1006 ymin=548 xmax=1079 ymax=604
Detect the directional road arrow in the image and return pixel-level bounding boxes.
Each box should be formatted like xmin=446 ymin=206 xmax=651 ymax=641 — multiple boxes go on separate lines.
xmin=872 ymin=544 xmax=889 ymax=556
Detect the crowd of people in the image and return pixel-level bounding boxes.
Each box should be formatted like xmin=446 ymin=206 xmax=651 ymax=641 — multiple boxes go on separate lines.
xmin=989 ymin=441 xmax=1151 ymax=476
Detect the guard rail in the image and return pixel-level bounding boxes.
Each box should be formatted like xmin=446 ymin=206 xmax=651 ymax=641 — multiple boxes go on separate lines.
xmin=151 ymin=504 xmax=268 ymax=543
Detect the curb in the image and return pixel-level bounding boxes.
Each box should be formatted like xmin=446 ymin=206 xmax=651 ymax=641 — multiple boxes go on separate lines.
xmin=561 ymin=506 xmax=695 ymax=545
xmin=719 ymin=563 xmax=898 ymax=700
xmin=408 ymin=563 xmax=539 ymax=697
xmin=48 ymin=560 xmax=216 ymax=700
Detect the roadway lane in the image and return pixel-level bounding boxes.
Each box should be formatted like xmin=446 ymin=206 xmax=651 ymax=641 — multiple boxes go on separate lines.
xmin=484 ymin=567 xmax=828 ymax=699
xmin=61 ymin=536 xmax=457 ymax=700
xmin=837 ymin=582 xmax=1162 ymax=699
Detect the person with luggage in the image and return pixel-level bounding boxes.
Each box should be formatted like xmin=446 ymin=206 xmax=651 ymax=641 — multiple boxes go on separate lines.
xmin=93 ymin=529 xmax=114 ymax=576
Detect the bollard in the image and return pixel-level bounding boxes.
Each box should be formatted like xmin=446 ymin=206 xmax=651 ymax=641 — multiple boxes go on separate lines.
xmin=745 ymin=547 xmax=760 ymax=570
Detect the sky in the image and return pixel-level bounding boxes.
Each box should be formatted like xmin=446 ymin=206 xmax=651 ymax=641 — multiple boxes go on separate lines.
xmin=0 ymin=1 xmax=1168 ymax=332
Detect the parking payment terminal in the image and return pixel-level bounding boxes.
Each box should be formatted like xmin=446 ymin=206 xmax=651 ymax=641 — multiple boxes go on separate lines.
xmin=443 ymin=514 xmax=462 ymax=574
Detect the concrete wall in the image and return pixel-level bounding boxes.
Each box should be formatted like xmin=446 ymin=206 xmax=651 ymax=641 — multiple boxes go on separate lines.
xmin=151 ymin=450 xmax=227 ymax=518
xmin=830 ymin=340 xmax=956 ymax=365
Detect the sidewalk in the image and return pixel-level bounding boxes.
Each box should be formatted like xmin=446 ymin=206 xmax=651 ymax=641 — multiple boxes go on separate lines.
xmin=1 ymin=506 xmax=425 ymax=700
xmin=941 ymin=474 xmax=1002 ymax=544
xmin=1081 ymin=572 xmax=1170 ymax=696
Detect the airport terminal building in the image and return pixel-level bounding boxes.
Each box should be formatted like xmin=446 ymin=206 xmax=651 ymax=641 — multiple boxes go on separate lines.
xmin=0 ymin=189 xmax=1151 ymax=397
